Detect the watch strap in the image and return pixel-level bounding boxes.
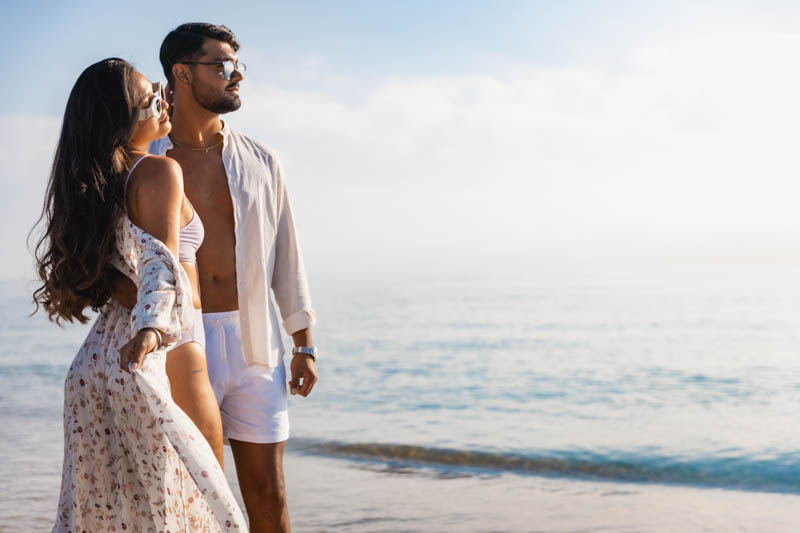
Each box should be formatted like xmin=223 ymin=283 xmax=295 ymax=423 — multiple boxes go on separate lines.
xmin=292 ymin=346 xmax=318 ymax=361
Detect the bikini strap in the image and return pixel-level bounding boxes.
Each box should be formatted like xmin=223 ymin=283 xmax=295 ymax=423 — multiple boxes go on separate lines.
xmin=123 ymin=153 xmax=151 ymax=212
xmin=126 ymin=153 xmax=151 ymax=184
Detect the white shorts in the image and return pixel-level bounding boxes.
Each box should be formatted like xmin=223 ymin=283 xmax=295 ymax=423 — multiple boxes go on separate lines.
xmin=203 ymin=310 xmax=290 ymax=443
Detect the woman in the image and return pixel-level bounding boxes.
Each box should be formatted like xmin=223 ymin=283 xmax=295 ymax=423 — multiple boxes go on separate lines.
xmin=32 ymin=58 xmax=245 ymax=531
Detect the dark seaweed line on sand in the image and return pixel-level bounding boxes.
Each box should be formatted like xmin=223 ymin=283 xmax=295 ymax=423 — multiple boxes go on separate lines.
xmin=289 ymin=439 xmax=800 ymax=494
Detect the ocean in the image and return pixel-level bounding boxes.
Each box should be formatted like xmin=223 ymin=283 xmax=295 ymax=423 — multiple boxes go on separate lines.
xmin=2 ymin=259 xmax=800 ymax=532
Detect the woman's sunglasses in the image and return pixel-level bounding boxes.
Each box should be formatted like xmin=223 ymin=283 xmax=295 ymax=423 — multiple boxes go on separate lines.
xmin=133 ymin=82 xmax=166 ymax=122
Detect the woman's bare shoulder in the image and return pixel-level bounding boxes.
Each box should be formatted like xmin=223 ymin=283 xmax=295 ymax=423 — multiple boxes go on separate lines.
xmin=127 ymin=155 xmax=183 ymax=217
xmin=130 ymin=155 xmax=183 ymax=189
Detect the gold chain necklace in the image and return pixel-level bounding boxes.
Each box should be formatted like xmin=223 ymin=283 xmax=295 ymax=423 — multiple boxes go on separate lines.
xmin=169 ymin=136 xmax=223 ymax=153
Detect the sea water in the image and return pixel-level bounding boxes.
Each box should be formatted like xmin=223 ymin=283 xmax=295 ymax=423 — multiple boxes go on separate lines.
xmin=2 ymin=259 xmax=800 ymax=531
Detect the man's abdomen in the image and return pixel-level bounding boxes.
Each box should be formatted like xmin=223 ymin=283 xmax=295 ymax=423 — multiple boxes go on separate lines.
xmin=195 ymin=218 xmax=239 ymax=313
xmin=198 ymin=272 xmax=239 ymax=312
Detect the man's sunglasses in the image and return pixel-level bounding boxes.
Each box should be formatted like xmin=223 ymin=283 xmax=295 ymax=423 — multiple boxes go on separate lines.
xmin=180 ymin=59 xmax=246 ymax=80
xmin=133 ymin=82 xmax=166 ymax=122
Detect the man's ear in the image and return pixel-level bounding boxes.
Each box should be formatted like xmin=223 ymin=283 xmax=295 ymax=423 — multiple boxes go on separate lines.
xmin=172 ymin=64 xmax=192 ymax=86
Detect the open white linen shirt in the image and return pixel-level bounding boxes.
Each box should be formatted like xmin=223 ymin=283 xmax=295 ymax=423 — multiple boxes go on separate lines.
xmin=150 ymin=123 xmax=316 ymax=367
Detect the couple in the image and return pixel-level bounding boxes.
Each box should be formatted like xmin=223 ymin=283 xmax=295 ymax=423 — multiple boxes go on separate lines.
xmin=32 ymin=23 xmax=317 ymax=532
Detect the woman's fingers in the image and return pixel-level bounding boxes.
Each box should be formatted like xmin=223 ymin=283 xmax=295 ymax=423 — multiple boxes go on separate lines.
xmin=130 ymin=336 xmax=147 ymax=372
xmin=118 ymin=342 xmax=132 ymax=373
xmin=119 ymin=329 xmax=160 ymax=374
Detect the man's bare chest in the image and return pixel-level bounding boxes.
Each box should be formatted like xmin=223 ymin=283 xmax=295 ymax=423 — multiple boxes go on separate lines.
xmin=168 ymin=152 xmax=234 ymax=226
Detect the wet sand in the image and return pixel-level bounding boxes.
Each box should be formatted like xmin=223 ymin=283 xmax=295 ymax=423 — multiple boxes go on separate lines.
xmin=276 ymin=450 xmax=800 ymax=533
xmin=3 ymin=435 xmax=800 ymax=532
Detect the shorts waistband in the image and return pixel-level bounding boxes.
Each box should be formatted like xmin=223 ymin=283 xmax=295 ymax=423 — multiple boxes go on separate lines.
xmin=202 ymin=309 xmax=240 ymax=324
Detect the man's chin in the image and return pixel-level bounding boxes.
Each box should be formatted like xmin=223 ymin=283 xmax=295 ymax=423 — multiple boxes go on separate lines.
xmin=203 ymin=96 xmax=241 ymax=114
xmin=223 ymin=98 xmax=242 ymax=113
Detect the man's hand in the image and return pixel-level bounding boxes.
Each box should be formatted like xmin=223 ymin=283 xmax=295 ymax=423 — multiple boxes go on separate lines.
xmin=110 ymin=269 xmax=138 ymax=310
xmin=289 ymin=354 xmax=318 ymax=397
xmin=119 ymin=328 xmax=160 ymax=374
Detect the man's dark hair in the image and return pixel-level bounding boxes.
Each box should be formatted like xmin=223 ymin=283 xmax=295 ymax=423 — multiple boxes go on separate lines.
xmin=159 ymin=23 xmax=240 ymax=86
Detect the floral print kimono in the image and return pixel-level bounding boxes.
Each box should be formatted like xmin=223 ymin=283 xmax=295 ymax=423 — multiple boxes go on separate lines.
xmin=52 ymin=215 xmax=247 ymax=532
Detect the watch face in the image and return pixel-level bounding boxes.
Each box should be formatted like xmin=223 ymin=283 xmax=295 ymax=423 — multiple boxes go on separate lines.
xmin=294 ymin=346 xmax=317 ymax=358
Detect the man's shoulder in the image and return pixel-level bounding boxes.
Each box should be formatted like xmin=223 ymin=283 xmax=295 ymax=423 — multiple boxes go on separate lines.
xmin=229 ymin=128 xmax=281 ymax=172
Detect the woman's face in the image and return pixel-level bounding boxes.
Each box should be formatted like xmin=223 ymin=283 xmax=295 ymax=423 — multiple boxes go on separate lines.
xmin=129 ymin=71 xmax=171 ymax=148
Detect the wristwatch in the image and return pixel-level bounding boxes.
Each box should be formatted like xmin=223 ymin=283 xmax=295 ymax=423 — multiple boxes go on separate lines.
xmin=292 ymin=346 xmax=318 ymax=362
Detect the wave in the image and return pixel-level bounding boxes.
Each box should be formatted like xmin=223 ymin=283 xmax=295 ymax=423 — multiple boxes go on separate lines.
xmin=289 ymin=438 xmax=800 ymax=494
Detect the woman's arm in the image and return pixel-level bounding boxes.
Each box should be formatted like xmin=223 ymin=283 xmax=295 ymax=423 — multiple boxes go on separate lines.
xmin=127 ymin=156 xmax=183 ymax=256
xmin=119 ymin=156 xmax=184 ymax=373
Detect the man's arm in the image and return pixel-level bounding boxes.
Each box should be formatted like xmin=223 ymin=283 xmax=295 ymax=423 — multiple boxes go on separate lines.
xmin=269 ymin=156 xmax=316 ymax=334
xmin=268 ymin=154 xmax=318 ymax=396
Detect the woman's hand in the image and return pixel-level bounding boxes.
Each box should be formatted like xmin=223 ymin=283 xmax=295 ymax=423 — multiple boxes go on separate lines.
xmin=119 ymin=328 xmax=161 ymax=374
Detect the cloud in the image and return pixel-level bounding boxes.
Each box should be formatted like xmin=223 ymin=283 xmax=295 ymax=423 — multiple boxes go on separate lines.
xmin=227 ymin=30 xmax=800 ymax=270
xmin=0 ymin=115 xmax=60 ymax=281
xmin=4 ymin=30 xmax=800 ymax=279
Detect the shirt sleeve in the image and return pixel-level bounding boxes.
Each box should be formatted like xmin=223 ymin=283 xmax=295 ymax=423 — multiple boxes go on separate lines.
xmin=131 ymin=231 xmax=193 ymax=345
xmin=269 ymin=155 xmax=317 ymax=335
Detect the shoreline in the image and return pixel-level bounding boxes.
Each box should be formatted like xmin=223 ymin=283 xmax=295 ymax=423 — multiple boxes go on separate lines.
xmin=287 ymin=437 xmax=800 ymax=496
xmin=282 ymin=450 xmax=800 ymax=533
xmin=3 ymin=434 xmax=800 ymax=532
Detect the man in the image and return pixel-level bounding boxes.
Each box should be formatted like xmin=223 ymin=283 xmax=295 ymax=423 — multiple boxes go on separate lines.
xmin=154 ymin=23 xmax=318 ymax=532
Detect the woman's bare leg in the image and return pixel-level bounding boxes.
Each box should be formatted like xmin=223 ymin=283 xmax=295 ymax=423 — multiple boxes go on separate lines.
xmin=166 ymin=341 xmax=224 ymax=467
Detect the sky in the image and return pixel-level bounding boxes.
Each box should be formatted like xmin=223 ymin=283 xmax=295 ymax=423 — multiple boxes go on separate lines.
xmin=3 ymin=0 xmax=800 ymax=281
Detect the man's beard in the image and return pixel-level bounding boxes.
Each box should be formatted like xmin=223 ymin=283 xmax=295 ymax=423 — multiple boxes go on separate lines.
xmin=193 ymin=81 xmax=241 ymax=114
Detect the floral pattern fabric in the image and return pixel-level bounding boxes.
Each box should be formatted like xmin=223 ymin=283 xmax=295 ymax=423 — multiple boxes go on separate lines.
xmin=52 ymin=216 xmax=247 ymax=532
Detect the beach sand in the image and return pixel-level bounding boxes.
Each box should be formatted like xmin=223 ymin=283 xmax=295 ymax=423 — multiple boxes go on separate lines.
xmin=3 ymin=425 xmax=800 ymax=532
xmin=277 ymin=450 xmax=800 ymax=532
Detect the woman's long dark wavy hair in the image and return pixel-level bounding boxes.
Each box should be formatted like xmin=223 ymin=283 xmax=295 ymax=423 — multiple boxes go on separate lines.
xmin=31 ymin=58 xmax=142 ymax=324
